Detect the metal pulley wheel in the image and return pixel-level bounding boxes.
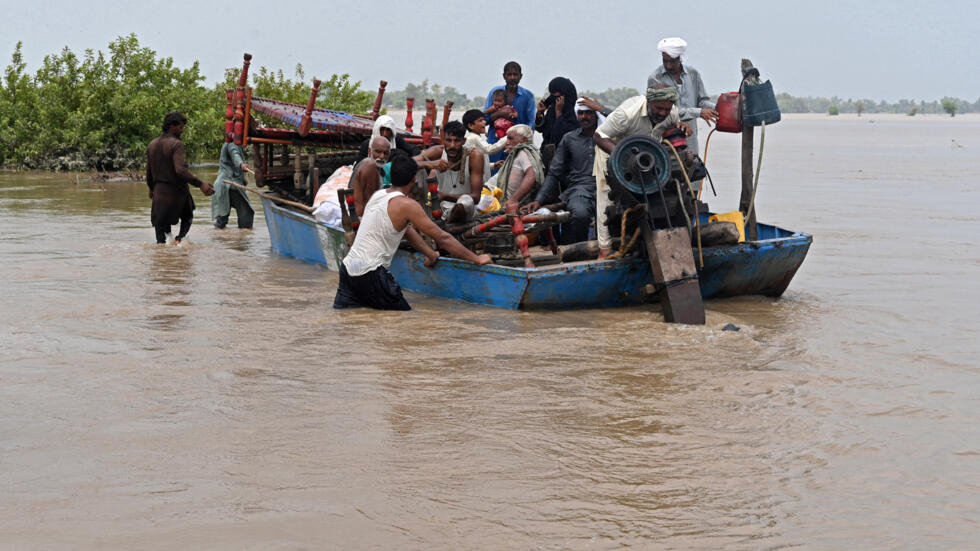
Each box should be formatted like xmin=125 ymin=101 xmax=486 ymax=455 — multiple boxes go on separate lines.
xmin=606 ymin=135 xmax=671 ymax=197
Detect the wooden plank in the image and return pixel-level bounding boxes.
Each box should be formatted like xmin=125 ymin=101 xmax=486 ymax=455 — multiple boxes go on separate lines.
xmin=641 ymin=224 xmax=705 ymax=325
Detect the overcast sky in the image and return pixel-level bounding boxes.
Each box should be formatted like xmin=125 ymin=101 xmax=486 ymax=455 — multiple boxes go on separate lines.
xmin=3 ymin=0 xmax=978 ymax=102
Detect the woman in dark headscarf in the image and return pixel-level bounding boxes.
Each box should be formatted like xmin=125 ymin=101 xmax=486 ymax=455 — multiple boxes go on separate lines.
xmin=535 ymin=77 xmax=579 ymax=159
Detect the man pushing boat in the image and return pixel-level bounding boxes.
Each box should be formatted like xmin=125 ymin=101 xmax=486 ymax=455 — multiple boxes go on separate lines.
xmin=334 ymin=153 xmax=492 ymax=310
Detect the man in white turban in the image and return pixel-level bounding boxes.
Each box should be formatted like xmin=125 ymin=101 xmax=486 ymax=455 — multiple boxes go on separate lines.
xmin=648 ymin=37 xmax=718 ymax=157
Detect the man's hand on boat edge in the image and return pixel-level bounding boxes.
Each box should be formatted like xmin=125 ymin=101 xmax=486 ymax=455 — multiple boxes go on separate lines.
xmin=423 ymin=250 xmax=492 ymax=268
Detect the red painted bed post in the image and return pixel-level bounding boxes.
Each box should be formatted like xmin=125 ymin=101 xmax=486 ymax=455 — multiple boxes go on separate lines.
xmin=371 ymin=80 xmax=387 ymax=120
xmin=422 ymin=99 xmax=436 ymax=146
xmin=298 ymin=78 xmax=321 ymax=137
xmin=405 ymin=97 xmax=415 ymax=133
xmin=224 ymin=90 xmax=234 ymax=141
xmin=440 ymin=101 xmax=453 ymax=144
xmin=233 ymin=53 xmax=252 ymax=145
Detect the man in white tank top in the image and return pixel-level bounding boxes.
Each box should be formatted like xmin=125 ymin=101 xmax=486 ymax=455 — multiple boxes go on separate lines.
xmin=334 ymin=154 xmax=492 ymax=310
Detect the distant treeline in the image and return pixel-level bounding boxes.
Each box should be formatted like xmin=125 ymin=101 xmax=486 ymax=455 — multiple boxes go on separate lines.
xmin=381 ymin=81 xmax=978 ymax=117
xmin=0 ymin=35 xmax=374 ymax=170
xmin=775 ymin=93 xmax=977 ymax=115
xmin=2 ymin=36 xmax=976 ymax=171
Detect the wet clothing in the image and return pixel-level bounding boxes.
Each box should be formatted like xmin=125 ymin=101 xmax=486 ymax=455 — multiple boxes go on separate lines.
xmin=647 ymin=65 xmax=714 ymax=154
xmin=146 ymin=132 xmax=204 ymax=241
xmin=342 ymin=190 xmax=408 ymax=276
xmin=536 ymin=77 xmax=580 ymax=150
xmin=335 ymin=189 xmax=413 ymax=310
xmin=333 ymin=264 xmax=411 ymax=310
xmin=534 ymin=128 xmax=597 ymax=244
xmin=211 ymin=142 xmax=254 ymax=228
xmin=483 ymin=85 xmax=536 ymax=164
xmin=214 ymin=190 xmax=253 ymax=229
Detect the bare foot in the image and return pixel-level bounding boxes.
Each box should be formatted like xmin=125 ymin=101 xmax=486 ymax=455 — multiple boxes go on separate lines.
xmin=597 ymin=247 xmax=612 ymax=260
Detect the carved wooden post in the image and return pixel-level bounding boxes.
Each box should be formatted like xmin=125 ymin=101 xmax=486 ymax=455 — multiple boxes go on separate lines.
xmin=405 ymin=97 xmax=414 ymax=133
xmin=427 ymin=177 xmax=441 ymax=219
xmin=233 ymin=53 xmax=252 ymax=145
xmin=299 ymin=78 xmax=321 ymax=137
xmin=293 ymin=146 xmax=304 ymax=190
xmin=252 ymin=144 xmax=266 ymax=187
xmin=371 ymin=80 xmax=387 ymax=120
xmin=224 ymin=90 xmax=234 ymax=141
xmin=243 ymin=88 xmax=253 ymax=146
xmin=422 ymin=99 xmax=436 ymax=146
xmin=440 ymin=101 xmax=453 ymax=144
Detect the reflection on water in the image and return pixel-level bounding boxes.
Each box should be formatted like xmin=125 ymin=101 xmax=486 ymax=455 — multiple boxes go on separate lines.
xmin=145 ymin=246 xmax=194 ymax=330
xmin=0 ymin=115 xmax=978 ymax=548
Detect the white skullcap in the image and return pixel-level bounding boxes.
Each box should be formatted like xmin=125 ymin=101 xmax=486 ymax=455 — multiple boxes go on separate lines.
xmin=657 ymin=37 xmax=687 ymax=61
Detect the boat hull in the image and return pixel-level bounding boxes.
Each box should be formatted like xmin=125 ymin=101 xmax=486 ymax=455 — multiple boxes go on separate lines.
xmin=260 ymin=197 xmax=811 ymax=309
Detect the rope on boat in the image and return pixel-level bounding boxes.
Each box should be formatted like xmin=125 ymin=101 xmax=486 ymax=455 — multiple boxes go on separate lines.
xmin=606 ymin=205 xmax=643 ymax=260
xmin=661 ymin=141 xmax=704 ymax=268
xmin=744 ymin=121 xmax=766 ymax=224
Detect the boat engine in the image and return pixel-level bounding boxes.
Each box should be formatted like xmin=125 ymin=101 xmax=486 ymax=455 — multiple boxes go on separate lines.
xmin=604 ymin=135 xmax=707 ymax=235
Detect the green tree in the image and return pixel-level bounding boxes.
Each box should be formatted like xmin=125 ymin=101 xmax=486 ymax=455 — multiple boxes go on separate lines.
xmin=0 ymin=41 xmax=40 ymax=165
xmin=828 ymin=104 xmax=839 ymax=116
xmin=855 ymin=100 xmax=865 ymax=116
xmin=941 ymin=98 xmax=957 ymax=117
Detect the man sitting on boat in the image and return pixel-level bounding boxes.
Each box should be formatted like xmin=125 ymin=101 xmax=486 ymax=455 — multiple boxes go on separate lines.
xmin=592 ymin=84 xmax=691 ymax=259
xmin=431 ymin=121 xmax=488 ymax=223
xmin=523 ymin=100 xmax=604 ymax=244
xmin=334 ymin=154 xmax=492 ymax=310
xmin=486 ymin=124 xmax=544 ymax=211
xmin=350 ymin=136 xmax=391 ymax=217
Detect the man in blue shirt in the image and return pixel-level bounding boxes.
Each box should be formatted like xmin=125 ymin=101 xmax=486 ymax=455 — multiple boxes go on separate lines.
xmin=484 ymin=61 xmax=536 ymax=166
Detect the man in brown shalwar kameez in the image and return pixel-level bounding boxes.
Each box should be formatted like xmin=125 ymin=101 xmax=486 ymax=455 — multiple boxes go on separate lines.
xmin=146 ymin=112 xmax=214 ymax=244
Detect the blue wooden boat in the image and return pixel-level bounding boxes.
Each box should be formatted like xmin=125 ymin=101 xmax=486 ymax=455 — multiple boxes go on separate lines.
xmin=259 ymin=195 xmax=811 ymax=309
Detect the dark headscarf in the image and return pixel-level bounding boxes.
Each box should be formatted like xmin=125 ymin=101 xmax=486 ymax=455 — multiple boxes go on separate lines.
xmin=539 ymin=77 xmax=579 ymax=147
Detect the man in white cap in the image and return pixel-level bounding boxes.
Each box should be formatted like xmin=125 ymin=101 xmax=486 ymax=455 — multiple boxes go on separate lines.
xmin=647 ymin=37 xmax=718 ymax=157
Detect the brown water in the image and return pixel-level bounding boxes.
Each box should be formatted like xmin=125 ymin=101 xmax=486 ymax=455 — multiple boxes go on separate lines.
xmin=1 ymin=114 xmax=978 ymax=549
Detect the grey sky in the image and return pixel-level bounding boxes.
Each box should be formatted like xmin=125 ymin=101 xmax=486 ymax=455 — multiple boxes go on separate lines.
xmin=3 ymin=0 xmax=978 ymax=102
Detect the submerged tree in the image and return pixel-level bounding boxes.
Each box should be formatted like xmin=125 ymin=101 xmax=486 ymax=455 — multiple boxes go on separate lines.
xmin=941 ymin=99 xmax=958 ymax=117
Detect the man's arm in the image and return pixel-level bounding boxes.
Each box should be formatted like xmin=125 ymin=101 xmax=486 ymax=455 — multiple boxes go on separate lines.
xmin=522 ymin=91 xmax=536 ymax=130
xmin=414 ymin=145 xmax=448 ymax=171
xmin=594 ymin=132 xmax=616 ymax=154
xmin=171 ymin=141 xmax=212 ymax=195
xmin=505 ymin=165 xmax=536 ymax=209
xmin=392 ymin=198 xmax=491 ymax=265
xmin=352 ymin=162 xmax=379 ymax=218
xmin=693 ymin=71 xmax=718 ymax=123
xmin=402 ymin=225 xmax=440 ymax=267
xmin=466 ymin=150 xmax=485 ymax=203
xmin=535 ymin=137 xmax=568 ymax=204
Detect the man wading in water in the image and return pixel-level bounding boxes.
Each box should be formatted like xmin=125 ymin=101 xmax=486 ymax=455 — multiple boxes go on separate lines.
xmin=146 ymin=112 xmax=213 ymax=244
xmin=334 ymin=154 xmax=491 ymax=310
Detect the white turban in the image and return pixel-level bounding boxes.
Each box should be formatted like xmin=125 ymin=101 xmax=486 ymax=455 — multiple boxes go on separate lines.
xmin=657 ymin=37 xmax=687 ymax=61
xmin=370 ymin=115 xmax=397 ymax=150
xmin=574 ymin=99 xmax=606 ymax=126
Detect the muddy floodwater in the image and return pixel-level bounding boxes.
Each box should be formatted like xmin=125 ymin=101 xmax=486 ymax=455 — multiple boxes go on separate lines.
xmin=1 ymin=114 xmax=978 ymax=549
